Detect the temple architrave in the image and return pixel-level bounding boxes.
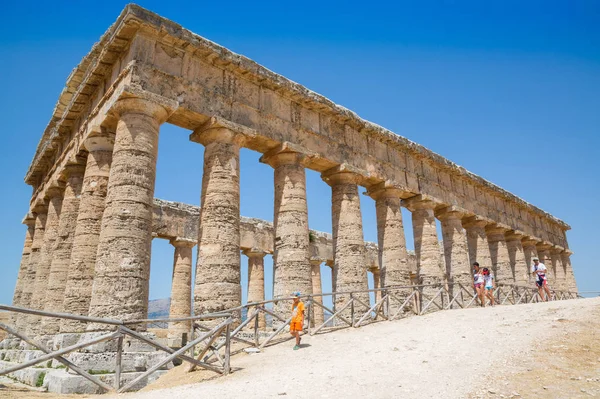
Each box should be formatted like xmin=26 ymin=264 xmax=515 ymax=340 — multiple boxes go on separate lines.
xmin=10 ymin=5 xmax=577 ymax=341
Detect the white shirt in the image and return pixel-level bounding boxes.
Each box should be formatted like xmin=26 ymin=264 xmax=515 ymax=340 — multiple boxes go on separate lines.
xmin=531 ymin=263 xmax=547 ymax=280
xmin=483 ymin=273 xmax=494 ymax=288
xmin=474 ymin=271 xmax=484 ymax=284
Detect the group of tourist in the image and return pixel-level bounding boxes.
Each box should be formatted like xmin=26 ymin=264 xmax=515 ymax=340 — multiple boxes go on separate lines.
xmin=472 ymin=257 xmax=553 ymax=306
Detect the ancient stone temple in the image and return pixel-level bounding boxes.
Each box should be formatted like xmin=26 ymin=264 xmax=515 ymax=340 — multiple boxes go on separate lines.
xmin=8 ymin=3 xmax=576 ymax=351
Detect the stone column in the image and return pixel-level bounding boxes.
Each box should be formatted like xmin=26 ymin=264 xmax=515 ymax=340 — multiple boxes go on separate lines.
xmin=191 ymin=126 xmax=244 ymax=317
xmin=486 ymin=224 xmax=514 ymax=284
xmin=326 ymin=259 xmax=335 ymax=296
xmin=28 ymin=186 xmax=64 ymax=336
xmin=462 ymin=216 xmax=492 ymax=270
xmin=168 ymin=238 xmax=195 ymax=347
xmin=310 ymin=258 xmax=325 ymax=326
xmin=561 ymin=250 xmax=577 ymax=292
xmin=322 ymin=167 xmax=369 ymax=317
xmin=550 ymin=247 xmax=565 ymax=291
xmin=42 ymin=164 xmax=85 ymax=334
xmin=61 ymin=132 xmax=115 ymax=333
xmin=88 ymin=98 xmax=169 ymax=326
xmin=436 ymin=206 xmax=470 ymax=290
xmin=17 ymin=209 xmax=46 ymax=331
xmin=260 ymin=145 xmax=312 ymax=316
xmin=505 ymin=231 xmax=528 ymax=286
xmin=366 ymin=185 xmax=411 ymax=288
xmin=402 ymin=196 xmax=443 ymax=287
xmin=10 ymin=215 xmax=35 ymax=326
xmin=536 ymin=242 xmax=553 ymax=282
xmin=521 ymin=237 xmax=539 ymax=285
xmin=244 ymin=249 xmax=267 ymax=330
xmin=372 ymin=268 xmax=382 ymax=302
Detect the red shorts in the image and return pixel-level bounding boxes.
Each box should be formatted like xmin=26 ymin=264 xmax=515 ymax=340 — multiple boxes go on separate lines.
xmin=474 ymin=283 xmax=484 ymax=289
xmin=290 ymin=321 xmax=303 ymax=332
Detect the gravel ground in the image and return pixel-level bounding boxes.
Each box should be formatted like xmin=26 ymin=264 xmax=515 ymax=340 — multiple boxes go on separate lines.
xmin=105 ymin=297 xmax=600 ymax=399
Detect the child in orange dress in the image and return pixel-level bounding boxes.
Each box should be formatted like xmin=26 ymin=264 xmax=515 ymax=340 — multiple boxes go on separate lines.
xmin=290 ymin=292 xmax=304 ymax=350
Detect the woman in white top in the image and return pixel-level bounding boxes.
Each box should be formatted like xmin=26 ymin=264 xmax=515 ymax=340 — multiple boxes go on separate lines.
xmin=482 ymin=268 xmax=495 ymax=307
xmin=472 ymin=262 xmax=485 ymax=307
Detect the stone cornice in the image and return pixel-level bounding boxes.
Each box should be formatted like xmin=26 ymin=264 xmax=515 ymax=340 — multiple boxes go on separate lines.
xmin=26 ymin=3 xmax=571 ymax=233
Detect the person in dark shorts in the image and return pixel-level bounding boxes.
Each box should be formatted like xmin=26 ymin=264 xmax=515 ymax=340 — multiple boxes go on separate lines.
xmin=531 ymin=257 xmax=552 ymax=301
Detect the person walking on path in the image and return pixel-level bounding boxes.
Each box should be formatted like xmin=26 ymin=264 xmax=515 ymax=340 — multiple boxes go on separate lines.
xmin=473 ymin=262 xmax=485 ymax=307
xmin=290 ymin=292 xmax=305 ymax=350
xmin=531 ymin=257 xmax=552 ymax=301
xmin=482 ymin=268 xmax=495 ymax=307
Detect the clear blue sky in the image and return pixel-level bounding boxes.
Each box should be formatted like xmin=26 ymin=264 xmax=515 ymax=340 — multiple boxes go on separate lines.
xmin=1 ymin=1 xmax=598 ymax=308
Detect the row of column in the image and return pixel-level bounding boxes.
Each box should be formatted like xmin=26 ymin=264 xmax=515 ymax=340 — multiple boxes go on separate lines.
xmin=11 ymin=96 xmax=577 ymax=340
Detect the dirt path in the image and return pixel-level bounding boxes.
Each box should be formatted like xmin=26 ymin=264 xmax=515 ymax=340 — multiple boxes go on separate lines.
xmin=2 ymin=297 xmax=598 ymax=399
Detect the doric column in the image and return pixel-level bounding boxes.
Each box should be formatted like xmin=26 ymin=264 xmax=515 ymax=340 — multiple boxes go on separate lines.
xmin=325 ymin=259 xmax=335 ymax=295
xmin=42 ymin=163 xmax=85 ymax=334
xmin=260 ymin=144 xmax=312 ymax=316
xmin=190 ymin=126 xmax=244 ymax=317
xmin=535 ymin=242 xmax=553 ymax=282
xmin=486 ymin=224 xmax=514 ymax=284
xmin=61 ymin=132 xmax=115 ymax=333
xmin=561 ymin=250 xmax=577 ymax=292
xmin=88 ymin=98 xmax=169 ymax=326
xmin=244 ymin=248 xmax=267 ymax=330
xmin=550 ymin=247 xmax=566 ymax=291
xmin=436 ymin=206 xmax=470 ymax=289
xmin=402 ymin=196 xmax=443 ymax=287
xmin=371 ymin=268 xmax=382 ymax=302
xmin=17 ymin=208 xmax=46 ymax=331
xmin=168 ymin=238 xmax=196 ymax=347
xmin=521 ymin=237 xmax=539 ymax=285
xmin=310 ymin=258 xmax=325 ymax=326
xmin=28 ymin=185 xmax=64 ymax=335
xmin=462 ymin=216 xmax=492 ymax=269
xmin=322 ymin=166 xmax=369 ymax=316
xmin=365 ymin=184 xmax=411 ymax=288
xmin=10 ymin=215 xmax=36 ymax=326
xmin=505 ymin=231 xmax=528 ymax=285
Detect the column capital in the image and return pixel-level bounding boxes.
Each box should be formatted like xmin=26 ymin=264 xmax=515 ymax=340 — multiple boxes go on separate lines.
xmin=84 ymin=128 xmax=115 ymax=152
xmin=62 ymin=163 xmax=87 ymax=179
xmin=242 ymin=247 xmax=268 ymax=258
xmin=170 ymin=237 xmax=197 ymax=248
xmin=259 ymin=142 xmax=315 ymax=168
xmin=365 ymin=182 xmax=412 ymax=200
xmin=325 ymin=259 xmax=334 ymax=268
xmin=45 ymin=180 xmax=66 ymax=199
xmin=536 ymin=241 xmax=553 ymax=251
xmin=190 ymin=116 xmax=254 ymax=147
xmin=462 ymin=215 xmax=494 ymax=228
xmin=550 ymin=245 xmax=565 ymax=254
xmin=563 ymin=249 xmax=574 ymax=256
xmin=485 ymin=223 xmax=512 ymax=236
xmin=21 ymin=213 xmax=36 ymax=226
xmin=321 ymin=164 xmax=366 ymax=186
xmin=435 ymin=205 xmax=470 ymax=221
xmin=111 ymin=97 xmax=170 ymax=123
xmin=310 ymin=256 xmax=326 ymax=266
xmin=401 ymin=194 xmax=443 ymax=212
xmin=504 ymin=229 xmax=526 ymax=241
xmin=521 ymin=235 xmax=541 ymax=248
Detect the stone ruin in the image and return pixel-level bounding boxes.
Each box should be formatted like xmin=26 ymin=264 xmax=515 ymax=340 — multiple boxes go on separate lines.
xmin=1 ymin=4 xmax=577 ymax=394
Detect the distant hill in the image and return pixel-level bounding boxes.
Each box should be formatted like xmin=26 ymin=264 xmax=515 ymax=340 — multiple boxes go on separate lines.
xmin=148 ymin=298 xmax=171 ymax=319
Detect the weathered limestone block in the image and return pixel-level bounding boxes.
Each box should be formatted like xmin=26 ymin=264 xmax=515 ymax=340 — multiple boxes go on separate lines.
xmin=10 ymin=215 xmax=35 ymax=326
xmin=62 ymin=132 xmax=115 ymax=333
xmin=244 ymin=248 xmax=267 ymax=330
xmin=505 ymin=231 xmax=528 ymax=285
xmin=29 ymin=187 xmax=64 ymax=335
xmin=486 ymin=225 xmax=514 ymax=284
xmin=521 ymin=237 xmax=539 ymax=285
xmin=436 ymin=206 xmax=471 ymax=289
xmin=168 ymin=238 xmax=195 ymax=347
xmin=462 ymin=215 xmax=492 ymax=270
xmin=88 ymin=98 xmax=168 ymax=327
xmin=310 ymin=258 xmax=325 ymax=326
xmin=261 ymin=145 xmax=312 ymax=316
xmin=43 ymin=164 xmax=86 ymax=334
xmin=191 ymin=126 xmax=244 ymax=317
xmin=322 ymin=167 xmax=369 ymax=316
xmin=366 ymin=184 xmax=411 ymax=288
